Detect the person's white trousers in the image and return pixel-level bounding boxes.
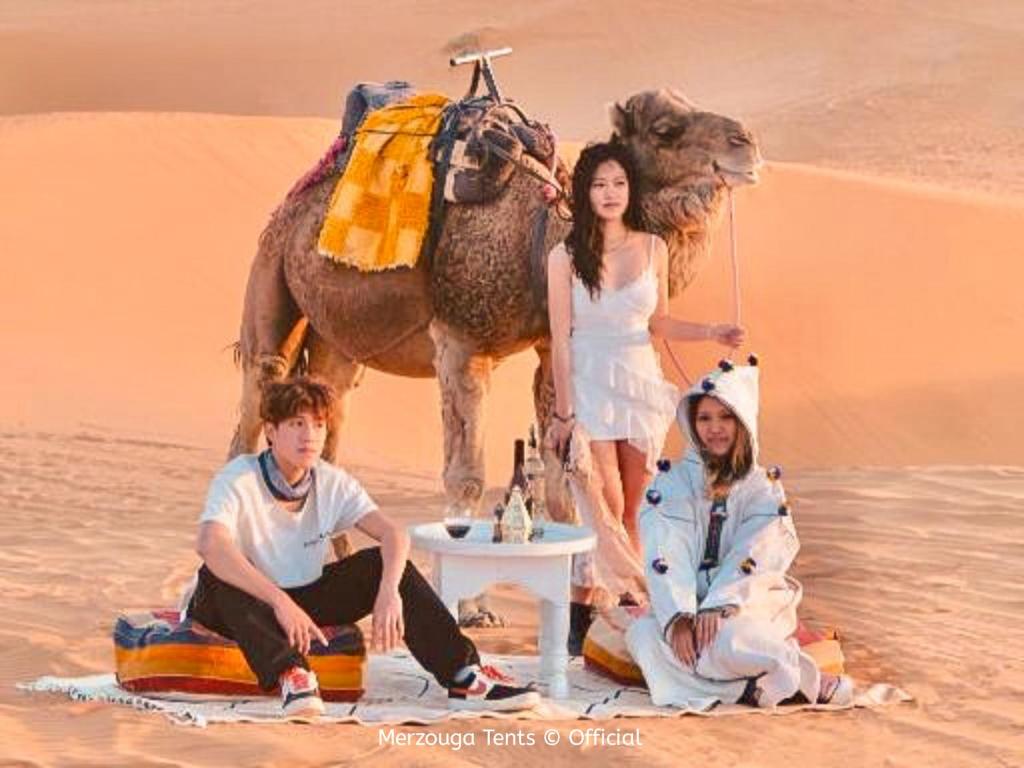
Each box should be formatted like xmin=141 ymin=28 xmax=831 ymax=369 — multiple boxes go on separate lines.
xmin=626 ymin=614 xmax=820 ymax=708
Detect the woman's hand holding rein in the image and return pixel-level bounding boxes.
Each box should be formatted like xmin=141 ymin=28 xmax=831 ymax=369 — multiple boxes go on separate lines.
xmin=707 ymin=323 xmax=745 ymax=348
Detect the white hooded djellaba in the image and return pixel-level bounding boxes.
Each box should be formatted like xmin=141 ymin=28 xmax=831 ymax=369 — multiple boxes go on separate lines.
xmin=625 ymin=358 xmax=822 ymax=708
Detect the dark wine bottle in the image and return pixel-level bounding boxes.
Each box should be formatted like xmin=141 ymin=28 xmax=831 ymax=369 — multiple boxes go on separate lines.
xmin=505 ymin=438 xmax=529 ymax=506
xmin=492 ymin=502 xmax=505 ymax=543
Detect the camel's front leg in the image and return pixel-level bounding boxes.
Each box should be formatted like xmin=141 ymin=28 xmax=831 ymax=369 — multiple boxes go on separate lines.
xmin=429 ymin=320 xmax=491 ymax=511
xmin=430 ymin=321 xmax=505 ymax=626
xmin=304 ymin=329 xmax=366 ymax=465
xmin=532 ymin=341 xmax=578 ymax=525
xmin=229 ymin=240 xmax=308 ymax=459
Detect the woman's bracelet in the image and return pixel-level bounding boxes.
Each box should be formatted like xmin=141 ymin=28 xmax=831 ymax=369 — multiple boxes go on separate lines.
xmin=552 ymin=411 xmax=576 ymax=423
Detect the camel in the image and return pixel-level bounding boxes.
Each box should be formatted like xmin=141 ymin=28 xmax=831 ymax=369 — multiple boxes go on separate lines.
xmin=229 ymin=87 xmax=762 ymax=543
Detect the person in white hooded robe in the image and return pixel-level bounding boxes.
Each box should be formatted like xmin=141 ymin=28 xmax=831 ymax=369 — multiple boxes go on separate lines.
xmin=625 ymin=357 xmax=854 ymax=709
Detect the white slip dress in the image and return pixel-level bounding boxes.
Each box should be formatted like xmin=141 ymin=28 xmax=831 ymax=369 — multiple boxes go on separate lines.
xmin=570 ymin=234 xmax=680 ymax=473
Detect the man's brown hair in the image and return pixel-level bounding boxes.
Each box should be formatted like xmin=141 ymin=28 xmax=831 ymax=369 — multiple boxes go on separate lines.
xmin=260 ymin=376 xmax=337 ymax=426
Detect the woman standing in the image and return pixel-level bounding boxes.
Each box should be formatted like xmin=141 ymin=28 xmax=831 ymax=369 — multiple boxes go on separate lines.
xmin=546 ymin=141 xmax=743 ymax=649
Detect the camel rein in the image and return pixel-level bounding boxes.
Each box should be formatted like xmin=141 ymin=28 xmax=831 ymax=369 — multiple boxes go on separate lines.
xmin=660 ymin=185 xmax=741 ymax=387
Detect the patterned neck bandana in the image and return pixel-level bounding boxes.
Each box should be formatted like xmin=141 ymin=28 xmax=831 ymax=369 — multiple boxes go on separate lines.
xmin=258 ymin=449 xmax=314 ymax=502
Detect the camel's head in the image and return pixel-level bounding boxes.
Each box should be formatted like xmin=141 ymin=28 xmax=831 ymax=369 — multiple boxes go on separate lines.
xmin=609 ymin=89 xmax=763 ymax=295
xmin=610 ymin=89 xmax=762 ymax=191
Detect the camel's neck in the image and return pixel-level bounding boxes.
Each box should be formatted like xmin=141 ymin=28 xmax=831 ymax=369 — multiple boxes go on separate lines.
xmin=640 ymin=180 xmax=727 ymax=298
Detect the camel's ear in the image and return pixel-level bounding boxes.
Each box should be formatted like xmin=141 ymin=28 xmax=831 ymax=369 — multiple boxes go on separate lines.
xmin=609 ymin=101 xmax=635 ymax=138
xmin=665 ymin=87 xmax=698 ymax=112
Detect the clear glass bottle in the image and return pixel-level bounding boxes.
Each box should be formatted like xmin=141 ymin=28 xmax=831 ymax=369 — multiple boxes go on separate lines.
xmin=501 ymin=486 xmax=532 ymax=544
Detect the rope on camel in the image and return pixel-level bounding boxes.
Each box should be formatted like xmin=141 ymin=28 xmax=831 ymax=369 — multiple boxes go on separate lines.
xmin=662 ymin=186 xmax=741 ymax=387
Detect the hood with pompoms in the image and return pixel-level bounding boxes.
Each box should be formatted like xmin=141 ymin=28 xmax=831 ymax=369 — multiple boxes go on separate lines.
xmin=677 ymin=354 xmax=762 ymax=463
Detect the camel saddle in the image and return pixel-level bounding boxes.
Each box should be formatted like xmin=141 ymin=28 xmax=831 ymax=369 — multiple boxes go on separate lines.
xmin=336 ymin=81 xmax=561 ymax=207
xmin=432 ymin=96 xmax=562 ymax=206
xmin=315 ymin=80 xmax=565 ymax=274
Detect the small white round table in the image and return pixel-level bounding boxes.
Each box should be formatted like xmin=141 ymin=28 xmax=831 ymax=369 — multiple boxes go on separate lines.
xmin=409 ymin=521 xmax=596 ymax=699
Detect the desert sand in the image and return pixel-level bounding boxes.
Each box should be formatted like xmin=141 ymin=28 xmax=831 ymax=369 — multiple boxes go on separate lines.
xmin=1 ymin=2 xmax=1023 ymax=766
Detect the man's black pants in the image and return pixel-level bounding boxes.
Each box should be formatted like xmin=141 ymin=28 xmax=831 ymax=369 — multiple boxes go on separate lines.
xmin=187 ymin=547 xmax=479 ymax=691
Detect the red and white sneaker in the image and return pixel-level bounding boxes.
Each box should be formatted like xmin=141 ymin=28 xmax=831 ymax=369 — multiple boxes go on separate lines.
xmin=447 ymin=664 xmax=541 ymax=712
xmin=279 ymin=666 xmax=325 ymax=718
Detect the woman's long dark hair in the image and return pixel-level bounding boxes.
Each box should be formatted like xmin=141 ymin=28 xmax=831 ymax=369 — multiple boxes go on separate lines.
xmin=685 ymin=395 xmax=754 ymax=494
xmin=566 ymin=141 xmax=648 ymax=298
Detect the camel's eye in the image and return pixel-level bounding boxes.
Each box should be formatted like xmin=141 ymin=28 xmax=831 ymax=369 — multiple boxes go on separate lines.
xmin=651 ymin=123 xmax=684 ymax=142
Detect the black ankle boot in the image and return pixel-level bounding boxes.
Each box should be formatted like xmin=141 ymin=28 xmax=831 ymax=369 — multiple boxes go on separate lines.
xmin=568 ymin=602 xmax=595 ymax=656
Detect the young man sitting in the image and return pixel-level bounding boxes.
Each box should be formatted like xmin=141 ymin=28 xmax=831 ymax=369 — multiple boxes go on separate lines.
xmin=185 ymin=376 xmax=540 ymax=717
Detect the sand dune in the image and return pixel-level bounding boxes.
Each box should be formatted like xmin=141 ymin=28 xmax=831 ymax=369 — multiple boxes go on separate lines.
xmin=0 ymin=433 xmax=1021 ymax=766
xmin=1 ymin=108 xmax=1022 ymax=767
xmin=2 ymin=113 xmax=1022 ymax=475
xmin=2 ymin=1 xmax=1024 ymax=764
xmin=4 ymin=1 xmax=1023 ymax=195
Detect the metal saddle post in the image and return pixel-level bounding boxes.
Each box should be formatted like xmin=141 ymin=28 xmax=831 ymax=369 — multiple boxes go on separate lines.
xmin=450 ymin=47 xmax=513 ymax=103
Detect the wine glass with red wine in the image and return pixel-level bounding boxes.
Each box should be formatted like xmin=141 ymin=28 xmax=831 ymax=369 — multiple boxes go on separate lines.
xmin=443 ymin=501 xmax=473 ymax=539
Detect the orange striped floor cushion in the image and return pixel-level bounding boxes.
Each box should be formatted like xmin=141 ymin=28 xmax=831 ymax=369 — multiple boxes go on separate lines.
xmin=582 ymin=606 xmax=648 ymax=686
xmin=114 ymin=610 xmax=366 ymax=701
xmin=583 ymin=607 xmax=845 ymax=687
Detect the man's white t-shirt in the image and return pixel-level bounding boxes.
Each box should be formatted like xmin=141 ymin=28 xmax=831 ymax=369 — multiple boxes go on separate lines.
xmin=199 ymin=454 xmax=377 ymax=588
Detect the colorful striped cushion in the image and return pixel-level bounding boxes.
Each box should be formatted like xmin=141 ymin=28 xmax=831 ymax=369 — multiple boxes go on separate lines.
xmin=583 ymin=607 xmax=845 ymax=686
xmin=582 ymin=606 xmax=648 ymax=686
xmin=114 ymin=610 xmax=365 ymax=701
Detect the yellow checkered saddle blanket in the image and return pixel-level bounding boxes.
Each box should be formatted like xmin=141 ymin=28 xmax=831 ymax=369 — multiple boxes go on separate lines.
xmin=317 ymin=92 xmax=449 ymax=271
xmin=316 ymin=86 xmax=564 ymax=272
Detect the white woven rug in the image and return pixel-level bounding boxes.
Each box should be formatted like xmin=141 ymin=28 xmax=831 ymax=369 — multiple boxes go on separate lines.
xmin=17 ymin=652 xmax=910 ymax=728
